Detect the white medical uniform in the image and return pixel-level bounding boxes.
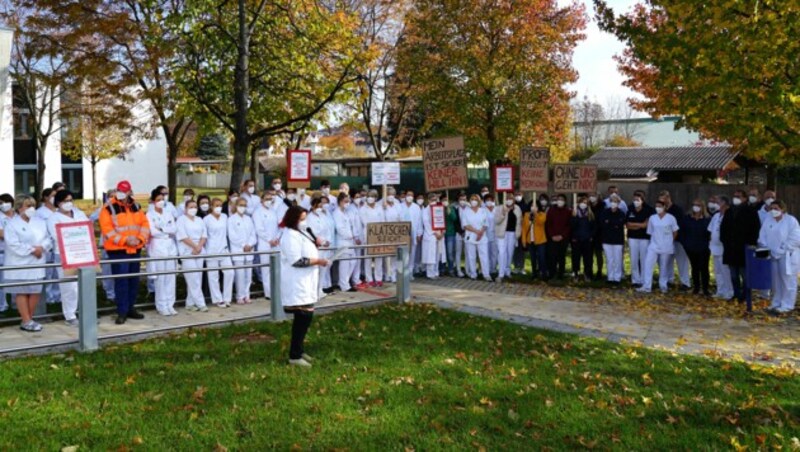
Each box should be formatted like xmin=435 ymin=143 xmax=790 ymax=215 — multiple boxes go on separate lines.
xmin=204 ymin=213 xmax=235 ymax=305
xmin=228 ymin=212 xmax=257 ymax=302
xmin=35 ymin=205 xmax=60 ymax=303
xmin=177 ymin=215 xmax=208 ymax=309
xmin=0 ymin=212 xmax=15 ymax=311
xmin=421 ymin=204 xmax=443 ymax=278
xmin=4 ymin=215 xmax=52 ymax=288
xmin=758 ymin=214 xmax=800 ymax=312
xmin=708 ymin=211 xmax=733 ymax=299
xmin=241 ymin=191 xmax=260 ymax=216
xmin=47 ymin=208 xmax=89 ymax=321
xmin=494 ymin=204 xmax=521 ymax=279
xmin=146 ymin=208 xmax=178 ymax=314
xmin=641 ymin=213 xmax=679 ymax=292
xmin=280 ymin=228 xmax=320 ymax=308
xmin=307 ymin=209 xmax=333 ymax=291
xmin=400 ymin=202 xmax=423 ymax=275
xmin=253 ymin=205 xmax=281 ymax=298
xmin=484 ymin=207 xmax=499 ymax=274
xmin=348 ymin=203 xmax=364 ymax=285
xmin=333 ymin=206 xmax=357 ymax=291
xmin=360 ymin=203 xmax=386 ymax=283
xmin=462 ymin=207 xmax=491 ymax=280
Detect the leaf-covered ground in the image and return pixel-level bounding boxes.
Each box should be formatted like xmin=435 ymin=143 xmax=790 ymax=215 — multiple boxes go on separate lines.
xmin=0 ymin=303 xmax=798 ymax=451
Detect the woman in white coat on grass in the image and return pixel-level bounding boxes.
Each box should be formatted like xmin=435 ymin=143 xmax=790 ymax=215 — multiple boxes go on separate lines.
xmin=758 ymin=200 xmax=800 ymax=315
xmin=228 ymin=198 xmax=257 ymax=303
xmin=280 ymin=206 xmax=330 ymax=367
xmin=4 ymin=195 xmax=52 ymax=332
xmin=421 ymin=193 xmax=444 ymax=279
xmin=177 ymin=200 xmax=208 ymax=311
xmin=204 ymin=198 xmax=235 ymax=308
xmin=462 ymin=194 xmax=492 ymax=281
xmin=307 ymin=196 xmax=333 ymax=294
xmin=46 ymin=190 xmax=88 ymax=325
xmin=146 ymin=189 xmax=179 ymax=316
xmin=253 ymin=190 xmax=281 ymax=299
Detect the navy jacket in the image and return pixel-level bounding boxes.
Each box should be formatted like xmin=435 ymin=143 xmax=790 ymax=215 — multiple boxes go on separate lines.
xmin=599 ymin=208 xmax=627 ymax=245
xmin=682 ymin=215 xmax=711 ymax=253
xmin=570 ymin=210 xmax=596 ymax=242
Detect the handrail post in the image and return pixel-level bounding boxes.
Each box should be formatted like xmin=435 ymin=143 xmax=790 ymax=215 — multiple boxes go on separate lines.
xmin=78 ymin=267 xmax=99 ymax=352
xmin=269 ymin=253 xmax=285 ymax=321
xmin=396 ymin=246 xmax=411 ymax=303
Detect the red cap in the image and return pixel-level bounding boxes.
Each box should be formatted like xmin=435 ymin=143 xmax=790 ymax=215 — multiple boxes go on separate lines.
xmin=117 ymin=180 xmax=132 ymax=193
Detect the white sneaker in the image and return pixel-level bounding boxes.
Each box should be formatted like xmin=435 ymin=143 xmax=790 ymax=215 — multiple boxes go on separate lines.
xmin=301 ymin=353 xmax=314 ymax=361
xmin=169 ymin=308 xmax=178 ymax=315
xmin=289 ymin=358 xmax=312 ymax=367
xmin=186 ymin=306 xmax=199 ymax=312
xmin=198 ymin=306 xmax=209 ymax=312
xmin=636 ymin=287 xmax=651 ymax=293
xmin=65 ymin=318 xmax=79 ymax=327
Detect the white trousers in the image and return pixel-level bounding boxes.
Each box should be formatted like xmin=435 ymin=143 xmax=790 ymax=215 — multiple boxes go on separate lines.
xmin=384 ymin=256 xmax=396 ymax=282
xmin=413 ymin=239 xmax=423 ymax=272
xmin=338 ymin=250 xmax=356 ymax=291
xmin=318 ymin=251 xmax=332 ymax=290
xmin=497 ymin=232 xmax=516 ymax=278
xmin=258 ymin=246 xmax=277 ymax=298
xmin=54 ymin=256 xmax=78 ymax=321
xmin=667 ymin=243 xmax=691 ymax=287
xmin=206 ymin=256 xmax=234 ymax=304
xmin=711 ymin=254 xmax=734 ymax=299
xmin=364 ymin=256 xmax=384 ymax=283
xmin=351 ymin=248 xmax=363 ymax=285
xmin=643 ymin=249 xmax=672 ymax=291
xmin=603 ymin=244 xmax=624 ymax=282
xmin=233 ymin=258 xmax=253 ymax=302
xmin=149 ymin=258 xmax=177 ymax=312
xmin=629 ymin=239 xmax=649 ymax=285
xmin=466 ymin=240 xmax=491 ymax=280
xmin=0 ymin=253 xmax=6 ymax=311
xmin=455 ymin=234 xmax=465 ymax=276
xmin=487 ymin=238 xmax=498 ymax=274
xmin=770 ymin=257 xmax=797 ymax=312
xmin=425 ymin=239 xmax=443 ymax=279
xmin=181 ymin=256 xmax=206 ymax=308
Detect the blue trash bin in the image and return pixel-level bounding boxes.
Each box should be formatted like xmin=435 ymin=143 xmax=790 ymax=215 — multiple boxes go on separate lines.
xmin=745 ymin=247 xmax=772 ymax=311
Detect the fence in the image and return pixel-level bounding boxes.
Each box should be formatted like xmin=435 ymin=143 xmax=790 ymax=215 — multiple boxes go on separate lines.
xmin=0 ymin=244 xmax=411 ymax=355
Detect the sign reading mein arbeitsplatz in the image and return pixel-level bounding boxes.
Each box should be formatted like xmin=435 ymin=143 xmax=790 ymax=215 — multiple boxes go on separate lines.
xmin=422 ymin=136 xmax=468 ymax=192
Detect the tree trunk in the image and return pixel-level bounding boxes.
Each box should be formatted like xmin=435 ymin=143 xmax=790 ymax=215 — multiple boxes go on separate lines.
xmin=35 ymin=138 xmax=46 ymax=198
xmin=766 ymin=164 xmax=777 ymax=190
xmin=230 ymin=0 xmax=251 ymax=193
xmin=249 ymin=142 xmax=258 ymax=188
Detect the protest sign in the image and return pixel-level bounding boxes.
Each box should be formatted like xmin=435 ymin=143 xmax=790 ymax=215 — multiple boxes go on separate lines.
xmin=372 ymin=162 xmax=401 ymax=186
xmin=366 ymin=222 xmax=412 ymax=256
xmin=494 ymin=166 xmax=514 ymax=192
xmin=422 ymin=136 xmax=468 ymax=192
xmin=287 ymin=150 xmax=311 ymax=187
xmin=55 ymin=221 xmax=99 ymax=270
xmin=552 ymin=164 xmax=597 ymax=194
xmin=431 ymin=205 xmax=446 ymax=231
xmin=519 ymin=146 xmax=549 ymax=192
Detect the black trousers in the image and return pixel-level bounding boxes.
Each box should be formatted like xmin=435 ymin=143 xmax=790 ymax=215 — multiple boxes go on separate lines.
xmin=687 ymin=249 xmax=711 ymax=293
xmin=286 ymin=308 xmax=314 ymax=360
xmin=592 ymin=241 xmax=604 ymax=278
xmin=547 ymin=240 xmax=568 ymax=279
xmin=571 ymin=239 xmax=593 ymax=278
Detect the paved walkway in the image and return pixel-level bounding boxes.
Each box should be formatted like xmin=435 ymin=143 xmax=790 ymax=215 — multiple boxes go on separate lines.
xmin=412 ymin=277 xmax=800 ymax=369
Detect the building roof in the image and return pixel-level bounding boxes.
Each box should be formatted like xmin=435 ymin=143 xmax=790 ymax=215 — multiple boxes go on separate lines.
xmin=586 ymin=145 xmax=738 ymax=178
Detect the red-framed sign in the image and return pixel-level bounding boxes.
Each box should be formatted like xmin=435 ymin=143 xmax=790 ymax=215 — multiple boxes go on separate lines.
xmin=431 ymin=204 xmax=446 ymax=231
xmin=55 ymin=221 xmax=100 ymax=270
xmin=494 ymin=165 xmax=515 ymax=192
xmin=287 ymin=149 xmax=312 ymax=183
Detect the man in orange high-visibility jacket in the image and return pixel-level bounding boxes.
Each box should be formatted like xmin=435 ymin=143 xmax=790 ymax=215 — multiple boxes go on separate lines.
xmin=99 ymin=180 xmax=151 ymax=324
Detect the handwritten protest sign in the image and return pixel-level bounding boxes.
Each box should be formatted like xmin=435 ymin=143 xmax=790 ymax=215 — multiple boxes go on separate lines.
xmin=553 ymin=164 xmax=597 ymax=194
xmin=366 ymin=222 xmax=412 ymax=256
xmin=422 ymin=136 xmax=468 ymax=192
xmin=431 ymin=205 xmax=446 ymax=231
xmin=55 ymin=221 xmax=99 ymax=270
xmin=372 ymin=162 xmax=401 ymax=186
xmin=519 ymin=146 xmax=549 ymax=192
xmin=495 ymin=166 xmax=514 ymax=192
xmin=287 ymin=150 xmax=311 ymax=188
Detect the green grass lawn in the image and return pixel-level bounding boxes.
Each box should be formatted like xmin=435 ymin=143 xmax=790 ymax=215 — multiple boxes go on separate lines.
xmin=1 ymin=304 xmax=798 ymax=450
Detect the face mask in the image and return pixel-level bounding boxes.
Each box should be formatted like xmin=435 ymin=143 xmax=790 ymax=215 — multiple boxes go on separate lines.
xmin=579 ymin=203 xmax=588 ymax=210
xmin=353 ymin=198 xmax=362 ymax=206
xmin=0 ymin=203 xmax=11 ymax=213
xmin=187 ymin=208 xmax=198 ymax=217
xmin=442 ymin=200 xmax=449 ymax=206
xmin=765 ymin=198 xmax=774 ymax=206
xmin=263 ymin=200 xmax=271 ymax=209
xmin=771 ymin=209 xmax=782 ymax=218
xmin=748 ymin=196 xmax=757 ymax=204
xmin=298 ymin=189 xmax=306 ymax=196
xmin=540 ymin=200 xmax=548 ymax=207
xmin=236 ymin=206 xmax=247 ymax=215
xmin=485 ymin=201 xmax=495 ymax=208
xmin=610 ymin=202 xmax=619 ymax=209
xmin=387 ymin=195 xmax=396 ymax=203
xmin=633 ymin=200 xmax=642 ymax=208
xmin=213 ymin=206 xmax=222 ymax=215
xmin=589 ymin=196 xmax=597 ymax=203
xmin=406 ymin=196 xmax=414 ymax=204
xmin=470 ymin=200 xmax=479 ymax=208
xmin=692 ymin=206 xmax=702 ymax=213
xmin=656 ymin=207 xmax=665 ymax=214
xmin=315 ymin=208 xmax=323 ymax=215
xmin=343 ymin=202 xmax=351 ymax=209
xmin=732 ymin=198 xmax=742 ymax=206
xmin=505 ymin=199 xmax=514 ymax=206
xmin=287 ymin=194 xmax=297 ymax=201
xmin=47 ymin=196 xmax=55 ymax=205
xmin=24 ymin=207 xmax=36 ymax=218
xmin=340 ymin=187 xmax=349 ymax=195
xmin=416 ymin=199 xmax=424 ymax=206
xmin=60 ymin=202 xmax=73 ymax=212
xmin=298 ymin=220 xmax=308 ymax=230
xmin=155 ymin=200 xmax=166 ymax=209
xmin=481 ymin=191 xmax=489 ymax=197
xmin=322 ymin=187 xmax=330 ymax=195
xmin=707 ymin=202 xmax=718 ymax=212
xmin=556 ymin=200 xmax=565 ymax=208
xmin=459 ymin=200 xmax=467 ymax=207
xmin=116 ymin=192 xmax=128 ymax=201
xmin=200 ymin=203 xmax=209 ymax=212
xmin=514 ymin=196 xmax=522 ymax=202
xmin=229 ymin=196 xmax=238 ymax=205
xmin=248 ymin=186 xmax=256 ymax=194
xmin=183 ymin=195 xmax=193 ymax=203
xmin=367 ymin=197 xmax=376 ymax=205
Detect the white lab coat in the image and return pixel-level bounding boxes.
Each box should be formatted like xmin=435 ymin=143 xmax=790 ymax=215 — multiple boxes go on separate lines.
xmin=307 ymin=209 xmax=334 ymax=290
xmin=241 ymin=192 xmax=260 ymax=216
xmin=298 ymin=195 xmax=312 ymax=211
xmin=0 ymin=212 xmax=14 ymax=310
xmin=148 ymin=201 xmax=180 ymax=220
xmin=47 ymin=209 xmax=89 ymax=320
xmin=708 ymin=211 xmax=733 ymax=299
xmin=204 ymin=213 xmax=234 ymax=304
xmin=177 ymin=215 xmax=208 ymax=308
xmin=228 ymin=212 xmax=257 ymax=302
xmin=253 ymin=205 xmax=281 ymax=298
xmin=280 ymin=228 xmax=320 ymax=307
xmin=360 ymin=204 xmax=386 ymax=283
xmin=46 ymin=209 xmax=89 ymax=257
xmin=421 ymin=204 xmax=442 ymax=272
xmin=34 ymin=205 xmax=55 ymax=222
xmin=146 ymin=208 xmax=178 ymax=312
xmin=646 ymin=213 xmax=679 ymax=255
xmin=462 ymin=207 xmax=491 ymax=280
xmin=758 ymin=214 xmax=800 ymax=312
xmin=333 ymin=207 xmax=357 ymax=291
xmin=34 ymin=205 xmax=59 ymax=302
xmin=3 ymin=215 xmax=52 ymax=281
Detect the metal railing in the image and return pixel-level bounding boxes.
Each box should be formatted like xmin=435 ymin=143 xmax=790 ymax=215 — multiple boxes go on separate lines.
xmin=0 ymin=243 xmax=411 ymax=353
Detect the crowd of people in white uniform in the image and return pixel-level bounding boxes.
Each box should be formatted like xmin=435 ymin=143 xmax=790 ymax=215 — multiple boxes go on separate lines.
xmin=0 ymin=179 xmax=798 ymax=333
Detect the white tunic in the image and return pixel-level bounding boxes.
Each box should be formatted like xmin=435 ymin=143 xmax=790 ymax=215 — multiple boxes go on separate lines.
xmin=298 ymin=195 xmax=312 ymax=211
xmin=4 ymin=216 xmax=52 ymax=280
xmin=146 ymin=209 xmax=178 ymax=257
xmin=241 ymin=192 xmax=260 ymax=216
xmin=383 ymin=202 xmax=403 ymax=223
xmin=0 ymin=212 xmax=15 ymax=253
xmin=46 ymin=209 xmax=89 ymax=257
xmin=421 ymin=205 xmax=440 ymax=264
xmin=399 ymin=203 xmax=423 ymax=239
xmin=348 ymin=204 xmax=365 ymax=241
xmin=307 ymin=210 xmax=333 ymax=245
xmin=708 ymin=212 xmax=725 ymax=256
xmin=758 ymin=214 xmax=800 ymax=275
xmin=462 ymin=208 xmax=490 ymax=244
xmin=646 ymin=213 xmax=679 ymax=254
xmin=35 ymin=205 xmax=56 ymax=222
xmin=280 ymin=228 xmax=319 ymax=307
xmin=176 ymin=215 xmax=208 ymax=256
xmin=360 ymin=205 xmax=386 ymax=232
xmin=148 ymin=201 xmax=179 ymax=219
xmin=252 ymin=206 xmax=281 ymax=250
xmin=203 ymin=214 xmax=231 ymax=254
xmin=227 ymin=213 xmax=257 ymax=261
xmin=333 ymin=207 xmax=357 ymax=247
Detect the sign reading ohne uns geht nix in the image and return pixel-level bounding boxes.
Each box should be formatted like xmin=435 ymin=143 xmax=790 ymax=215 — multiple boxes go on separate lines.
xmin=552 ymin=164 xmax=597 ymax=194
xmin=421 ymin=136 xmax=468 ymax=192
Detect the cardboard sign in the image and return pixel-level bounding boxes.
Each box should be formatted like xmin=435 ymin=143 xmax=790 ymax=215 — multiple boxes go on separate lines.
xmin=519 ymin=146 xmax=549 ymax=192
xmin=495 ymin=166 xmax=514 ymax=192
xmin=422 ymin=136 xmax=468 ymax=192
xmin=55 ymin=221 xmax=99 ymax=270
xmin=287 ymin=150 xmax=311 ymax=183
xmin=366 ymin=221 xmax=412 ymax=256
xmin=431 ymin=204 xmax=446 ymax=231
xmin=552 ymin=164 xmax=597 ymax=194
xmin=372 ymin=162 xmax=401 ymax=186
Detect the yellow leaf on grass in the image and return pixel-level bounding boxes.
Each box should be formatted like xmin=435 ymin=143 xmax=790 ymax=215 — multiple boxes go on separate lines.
xmin=125 ymin=375 xmax=136 ymax=385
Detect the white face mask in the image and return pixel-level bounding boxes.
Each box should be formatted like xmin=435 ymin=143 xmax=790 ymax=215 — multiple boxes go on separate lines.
xmin=60 ymin=202 xmax=73 ymax=212
xmin=213 ymin=206 xmax=223 ymax=215
xmin=314 ymin=207 xmax=323 ymax=215
xmin=229 ymin=196 xmax=238 ymax=205
xmin=470 ymin=200 xmax=479 ymax=208
xmin=236 ymin=206 xmax=246 ymax=215
xmin=556 ymin=200 xmax=565 ymax=208
xmin=610 ymin=202 xmax=619 ymax=210
xmin=321 ymin=187 xmax=330 ymax=195
xmin=589 ymin=196 xmax=597 ymax=203
xmin=353 ymin=198 xmax=361 ymax=206
xmin=771 ymin=209 xmax=782 ymax=218
xmin=48 ymin=196 xmax=55 ymax=205
xmin=514 ymin=196 xmax=522 ymax=202
xmin=748 ymin=195 xmax=757 ymax=204
xmin=183 ymin=195 xmax=193 ymax=203
xmin=459 ymin=200 xmax=467 ymax=207
xmin=24 ymin=207 xmax=36 ymax=218
xmin=505 ymin=199 xmax=514 ymax=206
xmin=633 ymin=200 xmax=642 ymax=208
xmin=485 ymin=201 xmax=495 ymax=208
xmin=367 ymin=197 xmax=376 ymax=205
xmin=287 ymin=194 xmax=297 ymax=201
xmin=579 ymin=202 xmax=588 ymax=210
xmin=481 ymin=191 xmax=489 ymax=197
xmin=200 ymin=203 xmax=209 ymax=212
xmin=540 ymin=200 xmax=548 ymax=207
xmin=387 ymin=195 xmax=396 ymax=203
xmin=342 ymin=202 xmax=351 ymax=209
xmin=155 ymin=200 xmax=166 ymax=209
xmin=416 ymin=199 xmax=424 ymax=206
xmin=0 ymin=202 xmax=11 ymax=213
xmin=732 ymin=198 xmax=742 ymax=206
xmin=298 ymin=189 xmax=306 ymax=196
xmin=656 ymin=207 xmax=665 ymax=214
xmin=340 ymin=187 xmax=349 ymax=195
xmin=298 ymin=220 xmax=308 ymax=230
xmin=187 ymin=208 xmax=198 ymax=217
xmin=442 ymin=200 xmax=449 ymax=206
xmin=764 ymin=198 xmax=775 ymax=206
xmin=116 ymin=192 xmax=128 ymax=201
xmin=248 ymin=186 xmax=256 ymax=194
xmin=707 ymin=202 xmax=718 ymax=211
xmin=262 ymin=200 xmax=271 ymax=209
xmin=692 ymin=206 xmax=702 ymax=213
xmin=406 ymin=196 xmax=414 ymax=204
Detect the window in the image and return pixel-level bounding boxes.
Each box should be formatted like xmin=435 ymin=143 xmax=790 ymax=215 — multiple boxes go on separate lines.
xmin=14 ymin=169 xmax=37 ymax=196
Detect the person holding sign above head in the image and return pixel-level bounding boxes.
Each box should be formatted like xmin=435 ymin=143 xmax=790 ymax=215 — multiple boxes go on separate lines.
xmin=333 ymin=192 xmax=359 ymax=292
xmin=4 ymin=195 xmax=52 ymax=332
xmin=360 ymin=190 xmax=386 ymax=287
xmin=46 ymin=190 xmax=89 ymax=326
xmin=146 ymin=189 xmax=179 ymax=316
xmin=482 ymin=194 xmax=500 ymax=275
xmin=177 ymin=200 xmax=209 ymax=312
xmin=494 ymin=194 xmax=522 ymax=282
xmin=421 ymin=193 xmax=445 ymax=279
xmin=463 ymin=194 xmax=492 ymax=281
xmin=545 ymin=194 xmax=572 ymax=280
xmin=228 ymin=197 xmax=257 ymax=304
xmin=637 ymin=200 xmax=679 ymax=294
xmin=600 ymin=194 xmax=626 ymax=285
xmin=758 ymin=200 xmax=800 ymax=315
